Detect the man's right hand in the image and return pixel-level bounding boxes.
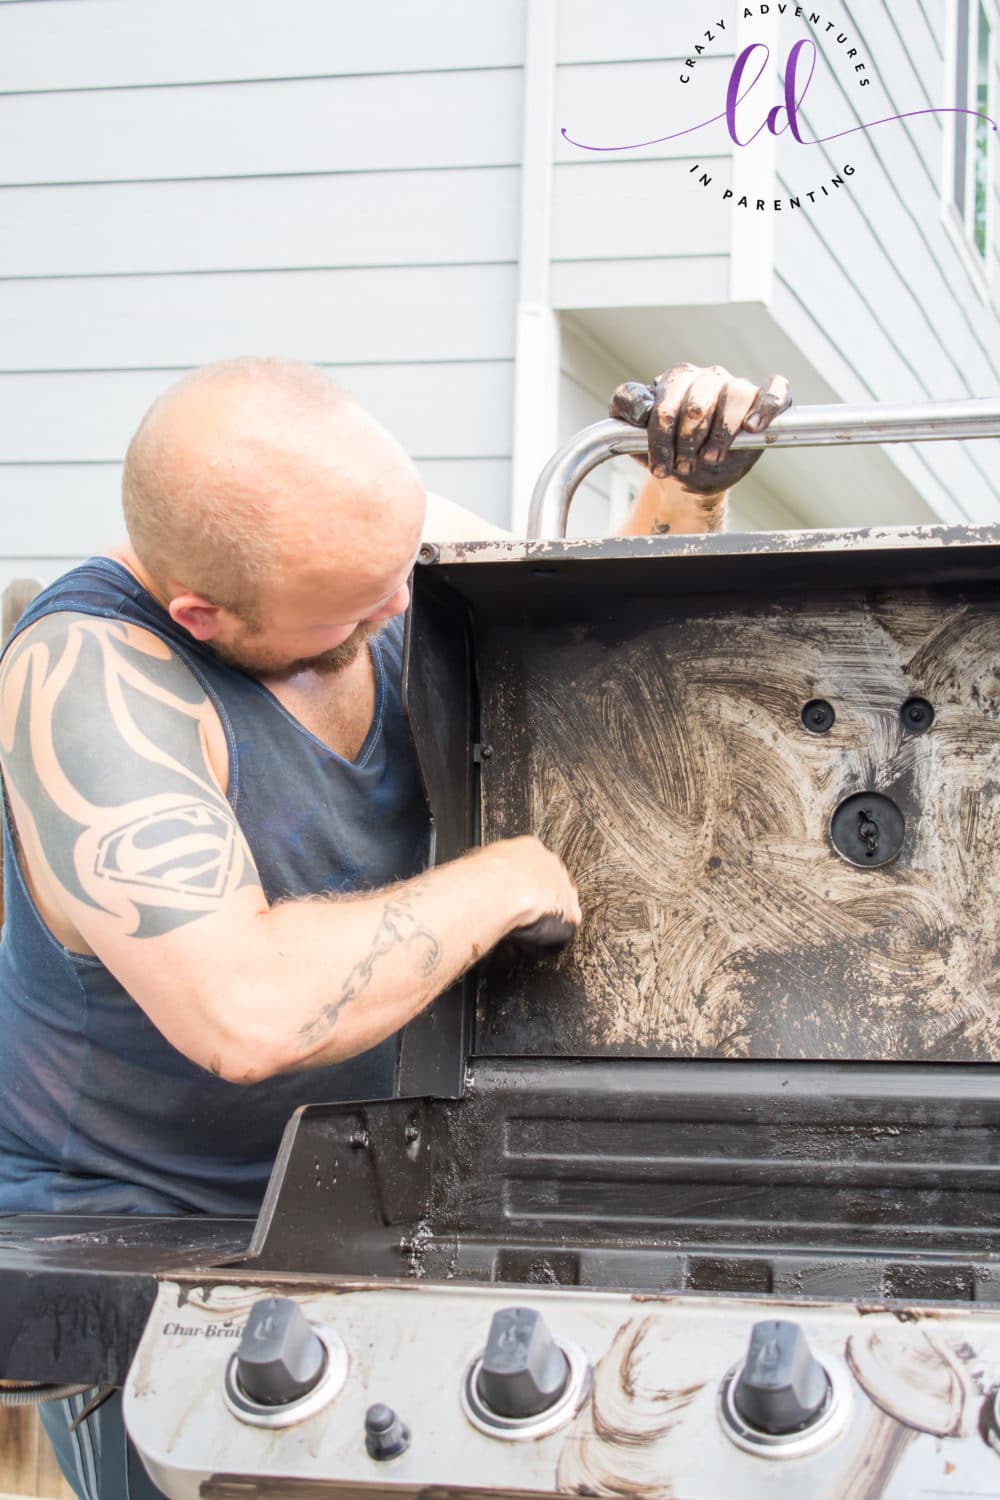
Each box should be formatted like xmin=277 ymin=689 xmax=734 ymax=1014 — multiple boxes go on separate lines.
xmin=491 ymin=835 xmax=582 ymax=934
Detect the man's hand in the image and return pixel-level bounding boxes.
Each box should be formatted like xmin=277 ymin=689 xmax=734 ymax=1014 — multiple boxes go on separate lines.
xmin=494 ymin=835 xmax=582 ymax=931
xmin=612 ymin=364 xmax=792 ymax=536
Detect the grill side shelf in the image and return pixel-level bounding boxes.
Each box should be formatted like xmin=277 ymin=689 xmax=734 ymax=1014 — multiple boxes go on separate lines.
xmin=0 ymin=1214 xmax=251 ymax=1384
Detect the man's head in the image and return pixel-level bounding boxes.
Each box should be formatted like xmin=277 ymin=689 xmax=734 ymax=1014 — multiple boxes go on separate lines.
xmin=121 ymin=357 xmax=426 ymax=679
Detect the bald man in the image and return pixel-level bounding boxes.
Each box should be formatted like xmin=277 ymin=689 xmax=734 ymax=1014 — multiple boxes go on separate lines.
xmin=0 ymin=356 xmax=788 ymax=1500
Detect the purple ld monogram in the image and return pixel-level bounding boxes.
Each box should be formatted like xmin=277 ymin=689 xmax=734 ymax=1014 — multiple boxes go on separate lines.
xmin=562 ymin=40 xmax=998 ymax=153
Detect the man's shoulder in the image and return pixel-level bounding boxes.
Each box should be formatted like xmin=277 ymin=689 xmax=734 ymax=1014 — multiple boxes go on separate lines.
xmin=1 ymin=559 xmax=136 ymax=658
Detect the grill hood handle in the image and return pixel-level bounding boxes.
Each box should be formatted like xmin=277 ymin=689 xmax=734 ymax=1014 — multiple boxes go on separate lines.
xmin=526 ymin=396 xmax=1000 ymax=539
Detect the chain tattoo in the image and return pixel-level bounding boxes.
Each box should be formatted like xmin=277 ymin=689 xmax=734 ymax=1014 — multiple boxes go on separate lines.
xmin=295 ymin=893 xmax=441 ymax=1051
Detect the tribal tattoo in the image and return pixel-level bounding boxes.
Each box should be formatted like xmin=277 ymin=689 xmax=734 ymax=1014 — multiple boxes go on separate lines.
xmin=0 ymin=613 xmax=259 ymax=939
xmin=296 ymin=892 xmax=441 ymax=1051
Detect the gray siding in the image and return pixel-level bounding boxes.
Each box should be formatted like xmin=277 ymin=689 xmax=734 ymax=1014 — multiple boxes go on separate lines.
xmin=552 ymin=22 xmax=734 ymax=308
xmin=559 ymin=315 xmax=638 ymax=536
xmin=0 ymin=0 xmax=525 ymax=88
xmin=0 ymin=0 xmax=527 ymax=591
xmin=2 ymin=0 xmax=998 ymax=593
xmin=773 ymin=0 xmax=1000 ymax=521
xmin=552 ymin=0 xmax=1000 ymax=526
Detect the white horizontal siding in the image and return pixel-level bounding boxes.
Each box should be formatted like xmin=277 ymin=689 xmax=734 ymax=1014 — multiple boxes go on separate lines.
xmin=416 ymin=460 xmax=513 ymax=529
xmin=552 ymin=159 xmax=731 ymax=261
xmin=1 ymin=168 xmax=521 ymax=278
xmin=558 ymin=315 xmax=643 ymax=537
xmin=557 ymin=3 xmax=729 ymax=64
xmin=0 ymin=558 xmax=89 ymax=598
xmin=552 ymin=33 xmax=735 ymax=309
xmin=552 ymin=255 xmax=730 ymax=308
xmin=559 ymin=370 xmax=614 ymax=534
xmin=0 ymin=0 xmax=526 ymax=90
xmin=0 ymin=467 xmax=122 ymax=556
xmin=0 ymin=462 xmax=515 ymax=567
xmin=0 ymin=0 xmax=527 ymax=578
xmin=0 ymin=362 xmax=514 ymax=465
xmin=0 ymin=265 xmax=519 ymax=371
xmin=4 ymin=0 xmax=996 ymax=581
xmin=0 ymin=70 xmax=522 ymax=185
xmin=727 ymin=480 xmax=812 ymax=534
xmin=556 ymin=58 xmax=736 ymax=164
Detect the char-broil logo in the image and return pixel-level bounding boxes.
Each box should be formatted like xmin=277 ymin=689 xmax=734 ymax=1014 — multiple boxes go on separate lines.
xmin=561 ymin=3 xmax=998 ymax=215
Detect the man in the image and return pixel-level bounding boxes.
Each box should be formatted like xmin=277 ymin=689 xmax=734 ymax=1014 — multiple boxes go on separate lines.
xmin=0 ymin=356 xmax=790 ymax=1498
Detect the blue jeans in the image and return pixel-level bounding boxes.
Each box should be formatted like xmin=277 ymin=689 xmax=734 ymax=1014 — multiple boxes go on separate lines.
xmin=39 ymin=1388 xmax=168 ymax=1500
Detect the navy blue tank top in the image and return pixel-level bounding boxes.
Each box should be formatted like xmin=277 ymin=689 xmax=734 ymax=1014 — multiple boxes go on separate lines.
xmin=0 ymin=558 xmax=430 ymax=1216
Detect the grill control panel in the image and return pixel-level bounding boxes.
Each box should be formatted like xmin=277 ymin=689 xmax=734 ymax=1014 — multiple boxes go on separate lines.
xmin=125 ymin=1280 xmax=1000 ymax=1499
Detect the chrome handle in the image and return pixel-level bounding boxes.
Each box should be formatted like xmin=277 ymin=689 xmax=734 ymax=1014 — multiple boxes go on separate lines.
xmin=526 ymin=397 xmax=1000 ymax=539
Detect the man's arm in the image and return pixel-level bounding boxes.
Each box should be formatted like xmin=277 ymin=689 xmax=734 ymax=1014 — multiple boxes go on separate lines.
xmin=612 ymin=364 xmax=793 ymax=536
xmin=0 ymin=613 xmax=579 ymax=1085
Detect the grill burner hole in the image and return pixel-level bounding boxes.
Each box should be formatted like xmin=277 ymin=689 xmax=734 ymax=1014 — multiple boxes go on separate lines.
xmin=831 ymin=793 xmax=906 ymax=869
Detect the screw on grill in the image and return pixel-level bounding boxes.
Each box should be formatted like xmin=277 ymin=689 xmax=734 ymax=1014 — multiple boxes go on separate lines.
xmin=801 ymin=699 xmax=835 ymax=734
xmin=901 ymin=697 xmax=934 ymax=734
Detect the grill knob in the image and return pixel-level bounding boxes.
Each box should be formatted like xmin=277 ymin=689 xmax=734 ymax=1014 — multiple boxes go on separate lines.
xmin=733 ymin=1320 xmax=831 ymax=1435
xmin=475 ymin=1307 xmax=569 ymax=1419
xmin=235 ymin=1297 xmax=326 ymax=1407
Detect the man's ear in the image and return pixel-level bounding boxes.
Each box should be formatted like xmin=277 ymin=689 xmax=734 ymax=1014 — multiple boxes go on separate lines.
xmin=168 ymin=594 xmax=223 ymax=642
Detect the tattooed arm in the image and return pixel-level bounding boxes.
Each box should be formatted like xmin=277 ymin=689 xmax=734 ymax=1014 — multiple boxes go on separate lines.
xmin=0 ymin=613 xmax=579 ymax=1083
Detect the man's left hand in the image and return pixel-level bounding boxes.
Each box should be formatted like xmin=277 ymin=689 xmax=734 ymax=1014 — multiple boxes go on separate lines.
xmin=612 ymin=364 xmax=792 ymax=497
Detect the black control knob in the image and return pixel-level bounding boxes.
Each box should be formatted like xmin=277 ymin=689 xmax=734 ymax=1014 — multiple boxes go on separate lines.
xmin=733 ymin=1321 xmax=830 ymax=1435
xmin=235 ymin=1297 xmax=326 ymax=1407
xmin=365 ymin=1403 xmax=411 ymax=1460
xmin=476 ymin=1307 xmax=569 ymax=1419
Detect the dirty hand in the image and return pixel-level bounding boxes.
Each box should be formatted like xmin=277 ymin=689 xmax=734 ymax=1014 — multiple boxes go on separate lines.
xmin=611 ymin=364 xmax=792 ymax=497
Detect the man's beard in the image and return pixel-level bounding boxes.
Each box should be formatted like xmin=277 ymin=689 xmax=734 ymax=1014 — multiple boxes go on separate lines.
xmin=211 ymin=620 xmax=383 ymax=681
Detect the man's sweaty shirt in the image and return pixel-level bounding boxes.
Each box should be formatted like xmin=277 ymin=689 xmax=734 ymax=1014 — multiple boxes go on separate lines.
xmin=0 ymin=558 xmax=430 ymax=1216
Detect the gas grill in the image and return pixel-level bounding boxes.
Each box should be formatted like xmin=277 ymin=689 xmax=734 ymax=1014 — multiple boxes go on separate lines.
xmin=3 ymin=400 xmax=1000 ymax=1498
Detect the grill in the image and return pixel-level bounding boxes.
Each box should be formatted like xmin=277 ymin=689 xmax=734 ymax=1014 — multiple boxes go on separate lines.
xmin=3 ymin=402 xmax=1000 ymax=1499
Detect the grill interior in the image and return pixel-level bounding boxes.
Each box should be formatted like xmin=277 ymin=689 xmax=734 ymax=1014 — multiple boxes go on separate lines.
xmin=325 ymin=530 xmax=1000 ymax=1303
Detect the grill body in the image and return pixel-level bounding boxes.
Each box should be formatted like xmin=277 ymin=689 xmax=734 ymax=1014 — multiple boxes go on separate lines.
xmin=3 ymin=523 xmax=1000 ymax=1498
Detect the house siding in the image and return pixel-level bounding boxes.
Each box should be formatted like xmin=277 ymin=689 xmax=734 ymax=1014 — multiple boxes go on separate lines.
xmin=1 ymin=0 xmax=998 ymax=592
xmin=0 ymin=0 xmax=527 ymax=590
xmin=768 ymin=0 xmax=1000 ymax=524
xmin=552 ymin=29 xmax=734 ymax=309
